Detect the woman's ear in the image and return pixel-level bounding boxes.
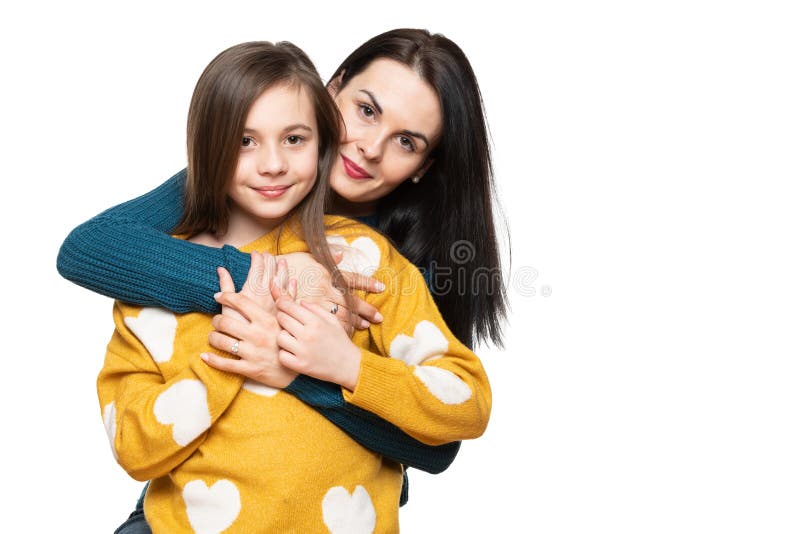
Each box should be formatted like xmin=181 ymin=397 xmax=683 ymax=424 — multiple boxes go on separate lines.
xmin=327 ymin=71 xmax=345 ymax=98
xmin=418 ymin=158 xmax=435 ymax=177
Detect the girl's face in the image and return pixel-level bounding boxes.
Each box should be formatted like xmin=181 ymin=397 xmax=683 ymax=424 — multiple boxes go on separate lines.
xmin=228 ymin=84 xmax=319 ymax=237
xmin=329 ymin=59 xmax=442 ymax=210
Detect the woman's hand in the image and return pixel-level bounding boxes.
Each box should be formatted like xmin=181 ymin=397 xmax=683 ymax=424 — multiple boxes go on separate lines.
xmin=274 ymin=297 xmax=363 ymax=392
xmin=201 ymin=252 xmax=298 ymax=389
xmin=279 ymin=251 xmax=385 ymax=330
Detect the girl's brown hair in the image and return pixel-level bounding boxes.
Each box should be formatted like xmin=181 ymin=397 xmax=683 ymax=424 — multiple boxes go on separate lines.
xmin=174 ymin=41 xmax=347 ymax=303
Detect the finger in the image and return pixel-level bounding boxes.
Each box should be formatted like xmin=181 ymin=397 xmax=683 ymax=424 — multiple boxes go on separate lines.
xmin=262 ymin=252 xmax=276 ymax=292
xmin=200 ymin=352 xmax=251 ymax=376
xmin=277 ymin=330 xmax=301 ymax=357
xmin=340 ymin=271 xmax=385 ymax=293
xmin=208 ymin=330 xmax=248 ymax=356
xmin=276 ymin=310 xmax=304 ymax=338
xmin=275 ymin=297 xmax=316 ymax=323
xmin=270 ymin=280 xmax=283 ymax=303
xmin=217 ymin=267 xmax=236 ymax=293
xmin=276 ymin=257 xmax=288 ymax=291
xmin=288 ymin=278 xmax=297 ymax=301
xmin=330 ymin=248 xmax=344 ymax=265
xmin=271 ymin=260 xmax=292 ymax=300
xmin=210 ymin=313 xmax=252 ymax=342
xmin=277 ymin=348 xmax=304 ymax=373
xmin=353 ymin=297 xmax=383 ymax=324
xmin=214 ymin=291 xmax=270 ymax=322
xmin=300 ymin=300 xmax=341 ymax=324
xmin=244 ymin=251 xmax=266 ymax=295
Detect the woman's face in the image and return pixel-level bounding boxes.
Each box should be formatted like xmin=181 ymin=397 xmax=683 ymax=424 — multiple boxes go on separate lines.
xmin=329 ymin=59 xmax=442 ymax=209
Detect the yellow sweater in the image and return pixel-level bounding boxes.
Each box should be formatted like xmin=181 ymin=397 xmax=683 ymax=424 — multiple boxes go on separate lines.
xmin=97 ymin=216 xmax=491 ymax=533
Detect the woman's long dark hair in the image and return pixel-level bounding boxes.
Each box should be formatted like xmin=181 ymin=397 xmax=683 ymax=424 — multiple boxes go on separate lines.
xmin=330 ymin=29 xmax=508 ymax=348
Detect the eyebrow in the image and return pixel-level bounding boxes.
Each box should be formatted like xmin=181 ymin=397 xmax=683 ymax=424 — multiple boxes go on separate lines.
xmin=243 ymin=124 xmax=313 ymax=135
xmin=359 ymin=89 xmax=430 ymax=148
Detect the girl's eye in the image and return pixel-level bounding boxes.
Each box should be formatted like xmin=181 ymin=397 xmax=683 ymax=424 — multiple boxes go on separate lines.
xmin=398 ymin=136 xmax=416 ymax=152
xmin=286 ymin=135 xmax=304 ymax=145
xmin=242 ymin=137 xmax=255 ymax=147
xmin=358 ymin=103 xmax=376 ymax=119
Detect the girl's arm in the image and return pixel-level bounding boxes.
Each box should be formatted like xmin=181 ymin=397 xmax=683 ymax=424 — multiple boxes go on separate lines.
xmin=274 ymin=233 xmax=492 ymax=446
xmin=98 ymin=302 xmax=244 ymax=481
xmin=56 ymin=169 xmax=250 ymax=314
xmin=61 ymin=170 xmax=459 ymax=471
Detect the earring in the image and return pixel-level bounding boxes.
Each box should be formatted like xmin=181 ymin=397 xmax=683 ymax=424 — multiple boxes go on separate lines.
xmin=411 ymin=175 xmax=421 ymax=184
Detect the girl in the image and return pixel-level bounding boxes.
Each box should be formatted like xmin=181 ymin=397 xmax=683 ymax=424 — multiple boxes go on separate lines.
xmin=97 ymin=40 xmax=490 ymax=533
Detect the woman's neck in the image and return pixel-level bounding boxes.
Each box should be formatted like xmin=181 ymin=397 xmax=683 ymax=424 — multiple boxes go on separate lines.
xmin=329 ymin=193 xmax=377 ymax=218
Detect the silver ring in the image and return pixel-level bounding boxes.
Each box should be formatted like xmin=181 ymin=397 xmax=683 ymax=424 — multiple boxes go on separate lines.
xmin=330 ymin=303 xmax=339 ymax=315
xmin=231 ymin=340 xmax=240 ymax=354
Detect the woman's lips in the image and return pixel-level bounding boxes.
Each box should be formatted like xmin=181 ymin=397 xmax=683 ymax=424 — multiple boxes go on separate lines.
xmin=341 ymin=154 xmax=372 ymax=179
xmin=254 ymin=185 xmax=291 ymax=198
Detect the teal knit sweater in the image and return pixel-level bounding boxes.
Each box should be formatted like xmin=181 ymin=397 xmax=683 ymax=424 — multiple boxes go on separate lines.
xmin=56 ymin=169 xmax=460 ymax=496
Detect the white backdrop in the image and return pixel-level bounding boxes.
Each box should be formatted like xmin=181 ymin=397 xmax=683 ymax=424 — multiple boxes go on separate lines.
xmin=2 ymin=1 xmax=799 ymax=532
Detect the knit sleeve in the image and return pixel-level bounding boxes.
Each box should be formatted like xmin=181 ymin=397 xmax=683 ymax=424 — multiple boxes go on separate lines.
xmin=56 ymin=169 xmax=251 ymax=314
xmin=285 ymin=375 xmax=459 ymax=473
xmin=97 ymin=303 xmax=244 ymax=481
xmin=341 ymin=240 xmax=492 ymax=446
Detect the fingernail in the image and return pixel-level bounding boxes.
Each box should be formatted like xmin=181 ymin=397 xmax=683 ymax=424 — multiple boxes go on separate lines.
xmin=374 ymin=282 xmax=385 ymax=292
xmin=374 ymin=312 xmax=384 ymax=322
xmin=214 ymin=292 xmax=222 ymax=299
xmin=200 ymin=353 xmax=209 ymax=361
xmin=360 ymin=319 xmax=370 ymax=329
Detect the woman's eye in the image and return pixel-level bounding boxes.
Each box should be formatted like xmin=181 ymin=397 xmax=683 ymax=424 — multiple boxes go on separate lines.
xmin=242 ymin=137 xmax=254 ymax=147
xmin=358 ymin=103 xmax=376 ymax=119
xmin=286 ymin=135 xmax=303 ymax=145
xmin=398 ymin=136 xmax=416 ymax=152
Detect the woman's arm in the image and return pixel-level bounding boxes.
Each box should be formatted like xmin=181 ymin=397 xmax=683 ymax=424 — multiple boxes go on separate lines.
xmin=286 ymin=375 xmax=459 ymax=473
xmin=56 ymin=169 xmax=250 ymax=314
xmin=60 ymin=181 xmax=458 ymax=472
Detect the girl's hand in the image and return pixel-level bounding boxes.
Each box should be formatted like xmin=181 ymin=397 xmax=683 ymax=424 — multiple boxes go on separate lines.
xmin=274 ymin=297 xmax=363 ymax=391
xmin=279 ymin=251 xmax=385 ymax=330
xmin=202 ymin=252 xmax=298 ymax=389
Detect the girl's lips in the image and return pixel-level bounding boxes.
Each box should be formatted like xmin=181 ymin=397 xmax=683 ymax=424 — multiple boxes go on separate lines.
xmin=254 ymin=185 xmax=291 ymax=198
xmin=341 ymin=154 xmax=372 ymax=179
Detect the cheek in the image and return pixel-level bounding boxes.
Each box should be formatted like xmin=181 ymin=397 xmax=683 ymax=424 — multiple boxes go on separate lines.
xmin=341 ymin=109 xmax=365 ymax=142
xmin=232 ymin=153 xmax=251 ymax=183
xmin=295 ymin=148 xmax=319 ymax=182
xmin=379 ymin=154 xmax=419 ymax=187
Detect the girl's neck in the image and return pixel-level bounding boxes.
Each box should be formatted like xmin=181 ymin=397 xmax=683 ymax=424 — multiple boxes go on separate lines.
xmin=329 ymin=193 xmax=377 ymax=218
xmin=189 ymin=205 xmax=285 ymax=249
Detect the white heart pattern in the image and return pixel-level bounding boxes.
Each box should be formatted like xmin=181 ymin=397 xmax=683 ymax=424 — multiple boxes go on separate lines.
xmin=326 ymin=235 xmax=381 ymax=276
xmin=102 ymin=402 xmax=118 ymax=460
xmin=183 ymin=479 xmax=241 ymax=534
xmin=124 ymin=307 xmax=178 ymax=363
xmin=413 ymin=366 xmax=473 ymax=405
xmin=389 ymin=320 xmax=449 ymax=366
xmin=242 ymin=379 xmax=280 ymax=397
xmin=154 ymin=379 xmax=211 ymax=446
xmin=321 ymin=485 xmax=376 ymax=534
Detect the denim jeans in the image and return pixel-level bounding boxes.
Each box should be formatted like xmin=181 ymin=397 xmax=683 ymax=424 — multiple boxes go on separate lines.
xmin=113 ymin=483 xmax=151 ymax=534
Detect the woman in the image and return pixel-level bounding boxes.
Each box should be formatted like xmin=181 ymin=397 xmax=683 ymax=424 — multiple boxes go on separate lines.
xmin=58 ymin=28 xmax=506 ymax=533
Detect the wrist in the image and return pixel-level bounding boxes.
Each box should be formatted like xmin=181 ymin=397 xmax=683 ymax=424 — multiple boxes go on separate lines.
xmin=339 ymin=344 xmax=362 ymax=392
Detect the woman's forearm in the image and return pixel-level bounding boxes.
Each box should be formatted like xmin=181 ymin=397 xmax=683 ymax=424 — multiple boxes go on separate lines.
xmin=60 ymin=169 xmax=458 ymax=474
xmin=56 ymin=169 xmax=251 ymax=313
xmin=286 ymin=375 xmax=460 ymax=473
